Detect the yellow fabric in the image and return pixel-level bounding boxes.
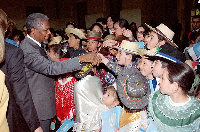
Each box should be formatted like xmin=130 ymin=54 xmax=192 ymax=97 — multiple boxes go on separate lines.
xmin=0 ymin=70 xmax=9 ymax=132
xmin=119 ymin=107 xmax=141 ymax=129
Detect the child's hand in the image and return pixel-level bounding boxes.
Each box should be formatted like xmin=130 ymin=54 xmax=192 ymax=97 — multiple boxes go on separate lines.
xmin=57 ymin=117 xmax=61 ymax=122
xmin=97 ymin=53 xmax=109 ymax=64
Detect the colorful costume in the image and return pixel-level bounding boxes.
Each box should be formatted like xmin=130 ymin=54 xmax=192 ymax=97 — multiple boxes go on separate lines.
xmin=149 ymin=90 xmax=200 ymax=132
xmin=73 ymin=75 xmax=108 ymax=131
xmin=55 ymin=76 xmax=77 ymax=121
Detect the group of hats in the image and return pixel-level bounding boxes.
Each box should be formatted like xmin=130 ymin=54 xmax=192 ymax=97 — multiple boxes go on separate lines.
xmin=50 ymin=24 xmax=186 ymax=110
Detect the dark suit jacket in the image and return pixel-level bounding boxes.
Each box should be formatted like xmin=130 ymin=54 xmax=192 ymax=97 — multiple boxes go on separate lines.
xmin=20 ymin=36 xmax=82 ymax=120
xmin=0 ymin=42 xmax=40 ymax=132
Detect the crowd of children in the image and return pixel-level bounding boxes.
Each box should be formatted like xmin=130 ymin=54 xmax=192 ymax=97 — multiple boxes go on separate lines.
xmin=5 ymin=12 xmax=200 ymax=131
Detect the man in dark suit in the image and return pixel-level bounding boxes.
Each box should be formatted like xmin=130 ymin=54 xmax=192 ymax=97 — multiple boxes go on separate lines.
xmin=0 ymin=42 xmax=41 ymax=132
xmin=0 ymin=9 xmax=42 ymax=132
xmin=20 ymin=13 xmax=100 ymax=132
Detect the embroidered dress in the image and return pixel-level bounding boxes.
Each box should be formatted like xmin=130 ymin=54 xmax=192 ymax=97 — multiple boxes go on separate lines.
xmin=149 ymin=90 xmax=200 ymax=132
xmin=55 ymin=77 xmax=77 ymax=121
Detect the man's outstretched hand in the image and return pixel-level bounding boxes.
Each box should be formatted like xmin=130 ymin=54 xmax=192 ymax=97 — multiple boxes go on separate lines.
xmin=78 ymin=53 xmax=102 ymax=66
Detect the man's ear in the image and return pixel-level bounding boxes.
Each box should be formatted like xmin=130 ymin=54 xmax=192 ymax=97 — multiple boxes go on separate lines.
xmin=30 ymin=28 xmax=36 ymax=35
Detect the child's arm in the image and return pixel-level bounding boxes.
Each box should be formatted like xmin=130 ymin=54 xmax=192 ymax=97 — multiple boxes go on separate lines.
xmin=98 ymin=53 xmax=123 ymax=75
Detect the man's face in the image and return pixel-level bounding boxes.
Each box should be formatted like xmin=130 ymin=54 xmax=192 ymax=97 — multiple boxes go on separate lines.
xmin=192 ymin=18 xmax=200 ymax=31
xmin=34 ymin=20 xmax=50 ymax=42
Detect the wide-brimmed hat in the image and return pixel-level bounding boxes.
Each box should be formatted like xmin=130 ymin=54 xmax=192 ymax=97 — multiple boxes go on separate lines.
xmin=65 ymin=28 xmax=86 ymax=39
xmin=84 ymin=30 xmax=103 ymax=41
xmin=148 ymin=44 xmax=185 ymax=63
xmin=48 ymin=36 xmax=62 ymax=45
xmin=117 ymin=68 xmax=150 ymax=110
xmin=145 ymin=23 xmax=178 ymax=48
xmin=113 ymin=40 xmax=139 ymax=54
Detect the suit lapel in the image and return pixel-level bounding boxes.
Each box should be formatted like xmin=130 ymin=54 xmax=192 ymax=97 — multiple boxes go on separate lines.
xmin=26 ymin=37 xmax=49 ymax=59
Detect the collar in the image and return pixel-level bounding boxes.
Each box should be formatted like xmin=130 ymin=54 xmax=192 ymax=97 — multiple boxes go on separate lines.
xmin=27 ymin=34 xmax=41 ymax=47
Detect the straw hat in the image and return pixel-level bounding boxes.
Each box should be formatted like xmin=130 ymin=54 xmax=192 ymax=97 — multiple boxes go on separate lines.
xmin=145 ymin=23 xmax=178 ymax=48
xmin=65 ymin=28 xmax=86 ymax=39
xmin=117 ymin=68 xmax=150 ymax=110
xmin=48 ymin=36 xmax=62 ymax=45
xmin=113 ymin=40 xmax=139 ymax=54
xmin=84 ymin=30 xmax=103 ymax=41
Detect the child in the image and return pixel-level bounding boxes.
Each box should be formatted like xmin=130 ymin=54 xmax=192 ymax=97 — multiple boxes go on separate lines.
xmin=138 ymin=55 xmax=157 ymax=94
xmin=148 ymin=62 xmax=200 ymax=132
xmin=55 ymin=59 xmax=77 ymax=124
xmin=148 ymin=44 xmax=185 ymax=91
xmin=98 ymin=40 xmax=150 ymax=131
xmin=65 ymin=28 xmax=86 ymax=58
xmin=47 ymin=44 xmax=77 ymax=131
xmin=116 ymin=67 xmax=150 ymax=131
xmin=46 ymin=44 xmax=64 ymax=62
xmin=99 ymin=86 xmax=122 ymax=132
xmin=84 ymin=30 xmax=116 ymax=90
xmin=145 ymin=23 xmax=178 ymax=49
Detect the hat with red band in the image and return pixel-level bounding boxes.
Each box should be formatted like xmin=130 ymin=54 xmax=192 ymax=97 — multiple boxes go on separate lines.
xmin=84 ymin=30 xmax=103 ymax=41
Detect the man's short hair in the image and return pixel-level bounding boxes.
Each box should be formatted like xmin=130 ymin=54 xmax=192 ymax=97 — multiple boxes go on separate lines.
xmin=25 ymin=13 xmax=49 ymax=34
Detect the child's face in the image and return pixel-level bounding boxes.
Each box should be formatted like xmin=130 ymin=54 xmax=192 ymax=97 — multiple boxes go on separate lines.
xmin=147 ymin=31 xmax=159 ymax=49
xmin=68 ymin=34 xmax=80 ymax=49
xmin=116 ymin=50 xmax=128 ymax=66
xmin=152 ymin=60 xmax=164 ymax=78
xmin=136 ymin=27 xmax=145 ymax=42
xmin=159 ymin=68 xmax=173 ymax=95
xmin=102 ymin=89 xmax=116 ymax=108
xmin=92 ymin=26 xmax=103 ymax=36
xmin=107 ymin=17 xmax=114 ymax=29
xmin=139 ymin=56 xmax=153 ymax=79
xmin=87 ymin=39 xmax=99 ymax=53
xmin=144 ymin=34 xmax=151 ymax=45
xmin=47 ymin=49 xmax=60 ymax=62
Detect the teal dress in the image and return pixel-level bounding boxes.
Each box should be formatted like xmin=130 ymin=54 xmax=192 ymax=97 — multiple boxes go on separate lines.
xmin=149 ymin=90 xmax=200 ymax=132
